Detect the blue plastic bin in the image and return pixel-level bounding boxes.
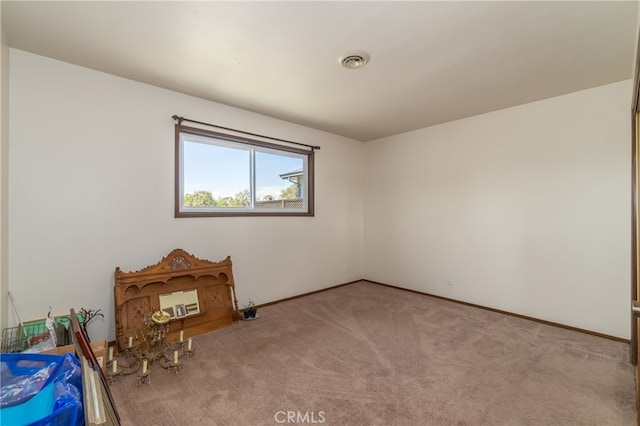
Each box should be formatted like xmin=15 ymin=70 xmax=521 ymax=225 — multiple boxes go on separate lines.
xmin=0 ymin=352 xmax=83 ymax=426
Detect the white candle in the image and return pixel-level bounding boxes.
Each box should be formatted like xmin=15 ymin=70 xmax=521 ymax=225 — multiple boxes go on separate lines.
xmin=179 ymin=330 xmax=184 ymax=342
xmin=173 ymin=350 xmax=179 ymax=364
xmin=108 ymin=346 xmax=113 ymax=361
xmin=142 ymin=359 xmax=148 ymax=374
xmin=187 ymin=338 xmax=192 ymax=351
xmin=128 ymin=336 xmax=133 ymax=347
xmin=112 ymin=359 xmax=117 ymax=373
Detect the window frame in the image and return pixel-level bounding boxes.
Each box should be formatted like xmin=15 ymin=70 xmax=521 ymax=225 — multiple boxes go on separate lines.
xmin=175 ymin=124 xmax=315 ymax=217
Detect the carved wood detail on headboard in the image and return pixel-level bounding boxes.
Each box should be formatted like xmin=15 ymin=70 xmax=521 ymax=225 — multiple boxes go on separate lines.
xmin=114 ymin=249 xmax=240 ymax=352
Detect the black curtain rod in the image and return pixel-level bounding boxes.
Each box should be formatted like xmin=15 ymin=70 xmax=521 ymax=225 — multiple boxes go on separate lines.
xmin=172 ymin=115 xmax=321 ymax=151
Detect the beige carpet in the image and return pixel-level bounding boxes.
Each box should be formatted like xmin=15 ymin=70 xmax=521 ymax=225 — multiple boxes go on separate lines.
xmin=110 ymin=281 xmax=636 ymax=425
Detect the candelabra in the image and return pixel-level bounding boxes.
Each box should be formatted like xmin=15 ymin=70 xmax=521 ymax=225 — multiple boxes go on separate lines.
xmin=106 ymin=310 xmax=194 ymax=385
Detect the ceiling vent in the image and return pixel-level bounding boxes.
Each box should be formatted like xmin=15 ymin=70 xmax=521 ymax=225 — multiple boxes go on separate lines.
xmin=339 ymin=51 xmax=370 ymax=69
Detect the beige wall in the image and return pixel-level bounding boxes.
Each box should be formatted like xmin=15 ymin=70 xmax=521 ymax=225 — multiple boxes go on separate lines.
xmin=8 ymin=49 xmax=364 ymax=341
xmin=364 ymin=80 xmax=632 ymax=338
xmin=1 ymin=9 xmax=9 ymax=331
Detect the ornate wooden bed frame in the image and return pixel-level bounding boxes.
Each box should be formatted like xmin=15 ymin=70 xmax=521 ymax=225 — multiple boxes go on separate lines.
xmin=114 ymin=249 xmax=240 ymax=351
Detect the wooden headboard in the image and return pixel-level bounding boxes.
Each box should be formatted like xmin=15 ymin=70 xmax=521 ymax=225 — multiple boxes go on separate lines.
xmin=113 ymin=249 xmax=240 ymax=351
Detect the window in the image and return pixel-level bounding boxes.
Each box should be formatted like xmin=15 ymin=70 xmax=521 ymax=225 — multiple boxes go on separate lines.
xmin=176 ymin=125 xmax=314 ymax=217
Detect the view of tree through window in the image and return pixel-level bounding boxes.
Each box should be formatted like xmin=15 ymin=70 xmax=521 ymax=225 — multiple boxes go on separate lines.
xmin=176 ymin=126 xmax=314 ymax=217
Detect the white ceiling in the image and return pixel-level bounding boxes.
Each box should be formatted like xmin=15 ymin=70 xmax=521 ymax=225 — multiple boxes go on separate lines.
xmin=2 ymin=1 xmax=639 ymax=141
